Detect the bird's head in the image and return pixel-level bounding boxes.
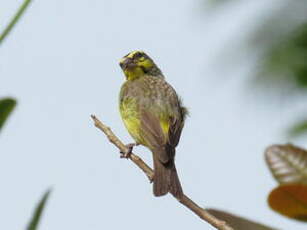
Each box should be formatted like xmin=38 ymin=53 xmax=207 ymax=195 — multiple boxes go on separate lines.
xmin=119 ymin=51 xmax=162 ymax=80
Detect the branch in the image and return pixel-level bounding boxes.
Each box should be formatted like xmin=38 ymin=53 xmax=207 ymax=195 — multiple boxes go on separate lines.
xmin=91 ymin=115 xmax=234 ymax=230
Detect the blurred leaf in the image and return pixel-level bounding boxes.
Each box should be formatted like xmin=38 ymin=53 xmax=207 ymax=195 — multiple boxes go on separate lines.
xmin=288 ymin=120 xmax=307 ymax=137
xmin=268 ymin=184 xmax=307 ymax=221
xmin=26 ymin=189 xmax=51 ymax=230
xmin=0 ymin=0 xmax=32 ymax=45
xmin=207 ymin=209 xmax=276 ymax=230
xmin=265 ymin=144 xmax=307 ymax=184
xmin=255 ymin=22 xmax=307 ymax=90
xmin=0 ymin=98 xmax=17 ymax=132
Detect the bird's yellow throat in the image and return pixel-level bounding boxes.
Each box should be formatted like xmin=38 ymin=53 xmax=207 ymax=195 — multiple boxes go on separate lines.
xmin=123 ymin=67 xmax=145 ymax=81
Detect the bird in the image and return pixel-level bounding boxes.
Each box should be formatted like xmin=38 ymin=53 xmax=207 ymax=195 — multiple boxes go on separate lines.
xmin=118 ymin=50 xmax=187 ymax=199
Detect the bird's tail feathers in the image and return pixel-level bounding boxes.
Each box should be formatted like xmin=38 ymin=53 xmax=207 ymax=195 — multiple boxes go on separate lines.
xmin=169 ymin=164 xmax=183 ymax=198
xmin=152 ymin=149 xmax=183 ymax=199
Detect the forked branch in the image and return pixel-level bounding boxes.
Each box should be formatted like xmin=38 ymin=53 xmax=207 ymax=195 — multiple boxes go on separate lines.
xmin=91 ymin=115 xmax=234 ymax=230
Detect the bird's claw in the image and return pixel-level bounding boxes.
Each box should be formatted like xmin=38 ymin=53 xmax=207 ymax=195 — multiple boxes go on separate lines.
xmin=120 ymin=143 xmax=138 ymax=159
xmin=120 ymin=151 xmax=131 ymax=159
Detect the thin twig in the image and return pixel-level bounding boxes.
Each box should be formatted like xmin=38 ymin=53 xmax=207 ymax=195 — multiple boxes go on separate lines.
xmin=91 ymin=115 xmax=234 ymax=230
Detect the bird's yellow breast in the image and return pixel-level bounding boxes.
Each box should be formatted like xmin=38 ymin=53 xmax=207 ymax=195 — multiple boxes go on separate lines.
xmin=119 ymin=97 xmax=144 ymax=145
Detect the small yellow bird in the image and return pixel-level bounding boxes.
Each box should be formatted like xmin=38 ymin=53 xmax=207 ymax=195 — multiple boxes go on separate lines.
xmin=119 ymin=51 xmax=187 ymax=198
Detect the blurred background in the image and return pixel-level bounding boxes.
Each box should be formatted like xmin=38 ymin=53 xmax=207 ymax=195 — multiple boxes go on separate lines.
xmin=1 ymin=0 xmax=307 ymax=229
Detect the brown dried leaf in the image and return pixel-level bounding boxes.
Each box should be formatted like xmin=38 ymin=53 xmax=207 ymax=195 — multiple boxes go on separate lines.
xmin=265 ymin=144 xmax=307 ymax=184
xmin=207 ymin=209 xmax=277 ymax=230
xmin=268 ymin=184 xmax=307 ymax=221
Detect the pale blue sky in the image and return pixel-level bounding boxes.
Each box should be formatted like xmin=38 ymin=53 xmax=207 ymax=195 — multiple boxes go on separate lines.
xmin=1 ymin=0 xmax=306 ymax=229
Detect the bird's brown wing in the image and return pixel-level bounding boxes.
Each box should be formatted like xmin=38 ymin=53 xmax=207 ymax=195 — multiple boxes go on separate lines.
xmin=140 ymin=110 xmax=170 ymax=163
xmin=138 ymin=77 xmax=186 ymax=163
xmin=140 ymin=108 xmax=185 ymax=163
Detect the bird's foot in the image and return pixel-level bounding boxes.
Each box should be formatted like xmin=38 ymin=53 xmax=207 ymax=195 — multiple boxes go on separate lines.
xmin=120 ymin=143 xmax=139 ymax=159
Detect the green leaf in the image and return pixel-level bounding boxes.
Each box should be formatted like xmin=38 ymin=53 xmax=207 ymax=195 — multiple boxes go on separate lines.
xmin=207 ymin=209 xmax=276 ymax=230
xmin=0 ymin=0 xmax=32 ymax=45
xmin=26 ymin=189 xmax=52 ymax=230
xmin=265 ymin=144 xmax=307 ymax=184
xmin=288 ymin=120 xmax=307 ymax=138
xmin=0 ymin=98 xmax=17 ymax=132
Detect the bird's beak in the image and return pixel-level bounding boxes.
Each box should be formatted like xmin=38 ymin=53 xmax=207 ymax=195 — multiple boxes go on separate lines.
xmin=120 ymin=57 xmax=136 ymax=70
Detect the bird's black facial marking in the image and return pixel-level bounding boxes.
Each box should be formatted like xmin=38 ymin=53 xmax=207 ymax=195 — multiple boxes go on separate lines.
xmin=140 ymin=66 xmax=148 ymax=73
xmin=131 ymin=52 xmax=144 ymax=61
